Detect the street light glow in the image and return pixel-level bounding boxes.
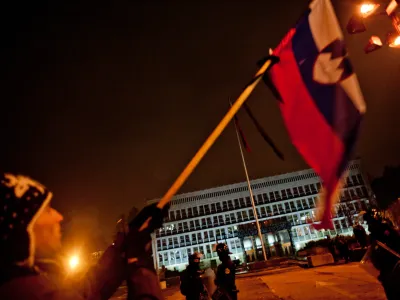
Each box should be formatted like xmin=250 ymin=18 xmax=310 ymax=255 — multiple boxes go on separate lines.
xmin=69 ymin=255 xmax=80 ymax=270
xmin=360 ymin=3 xmax=380 ymax=17
xmin=389 ymin=35 xmax=400 ymax=47
xmin=364 ymin=35 xmax=383 ymax=53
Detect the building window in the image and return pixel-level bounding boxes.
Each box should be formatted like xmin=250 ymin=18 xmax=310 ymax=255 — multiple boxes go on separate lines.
xmin=169 ymin=211 xmax=175 ymax=221
xmin=266 ymin=206 xmax=272 ymax=216
xmin=230 ymin=240 xmax=236 ymax=250
xmin=157 ymin=240 xmax=161 ymax=251
xmin=222 ymin=201 xmax=228 ymax=211
xmin=298 ymin=186 xmax=305 ymax=196
xmin=197 ymin=232 xmax=202 ymax=243
xmin=213 ymin=216 xmax=219 ymax=226
xmin=257 ymin=194 xmax=264 ymax=204
xmin=216 ymin=203 xmax=222 ymax=212
xmin=193 ymin=207 xmax=199 ymax=216
xmin=225 ymin=214 xmax=230 ymax=224
xmin=199 ymin=206 xmax=205 ymax=216
xmin=260 ymin=206 xmax=266 ymax=217
xmin=357 ymin=174 xmax=364 ymax=184
xmin=285 ymin=202 xmax=291 ymax=212
xmin=201 ymin=218 xmax=207 ymax=228
xmin=228 ymin=227 xmax=234 ymax=238
xmin=262 ymin=193 xmax=269 ymax=203
xmin=269 ymin=192 xmax=275 ymax=202
xmin=316 ymin=182 xmax=322 ymax=190
xmin=206 ymin=217 xmax=212 ymax=227
xmin=209 ymin=230 xmax=215 ymax=240
xmin=272 ymin=205 xmax=278 ymax=215
xmin=228 ymin=200 xmax=234 ymax=210
xmin=188 ymin=208 xmax=193 ymax=218
xmin=180 ymin=236 xmax=185 ymax=245
xmin=173 ymin=237 xmax=178 ymax=247
xmin=204 ymin=231 xmax=209 ymax=241
xmin=302 ymin=198 xmax=309 ymax=209
xmin=168 ymin=238 xmax=173 ymax=248
xmin=192 ymin=234 xmax=197 ymax=244
xmin=274 ymin=191 xmax=281 ymax=200
xmin=181 ymin=209 xmax=187 ymax=219
xmin=204 ymin=205 xmax=210 ymax=215
xmin=235 ymin=240 xmax=241 ymax=249
xmin=239 ymin=198 xmax=245 ymax=207
xmin=230 ymin=213 xmax=236 ymax=223
xmin=234 ymin=199 xmax=239 ymax=208
xmin=281 ymin=190 xmax=287 ymax=200
xmin=195 ymin=219 xmax=200 ymax=229
xmin=304 ymin=185 xmax=311 ymax=195
xmin=293 ymin=187 xmax=299 ymax=197
xmin=278 ymin=204 xmax=284 ymax=214
xmin=211 ymin=203 xmax=216 ymax=213
xmin=242 ymin=210 xmax=249 ymax=220
xmin=218 ymin=215 xmax=224 ymax=225
xmin=189 ymin=221 xmax=194 ymax=230
xmin=245 ymin=197 xmax=251 ymax=207
xmin=290 ymin=201 xmax=296 ymax=211
xmin=292 ymin=214 xmax=299 ymax=225
xmin=236 ymin=211 xmax=243 ymax=222
xmin=249 ymin=209 xmax=254 ymax=219
xmin=286 ymin=189 xmax=293 ymax=198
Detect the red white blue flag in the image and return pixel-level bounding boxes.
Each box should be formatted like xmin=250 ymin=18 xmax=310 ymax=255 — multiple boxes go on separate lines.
xmin=269 ymin=0 xmax=366 ymax=230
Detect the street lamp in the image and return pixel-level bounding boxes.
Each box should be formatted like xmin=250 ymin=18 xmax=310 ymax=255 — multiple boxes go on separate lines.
xmin=347 ymin=0 xmax=400 ymax=53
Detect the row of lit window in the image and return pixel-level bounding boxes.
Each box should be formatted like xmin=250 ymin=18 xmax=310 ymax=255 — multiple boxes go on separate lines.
xmin=166 ymin=177 xmax=366 ymax=222
xmin=157 ymin=190 xmax=367 ymax=238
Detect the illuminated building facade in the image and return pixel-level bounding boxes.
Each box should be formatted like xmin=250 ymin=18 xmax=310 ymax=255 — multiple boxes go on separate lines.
xmin=148 ymin=159 xmax=372 ymax=271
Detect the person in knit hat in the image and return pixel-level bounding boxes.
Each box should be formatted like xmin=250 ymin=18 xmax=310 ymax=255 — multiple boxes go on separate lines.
xmin=0 ymin=173 xmax=166 ymax=300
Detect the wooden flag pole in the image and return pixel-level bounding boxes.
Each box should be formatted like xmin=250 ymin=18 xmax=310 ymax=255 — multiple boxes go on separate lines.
xmin=139 ymin=58 xmax=273 ymax=232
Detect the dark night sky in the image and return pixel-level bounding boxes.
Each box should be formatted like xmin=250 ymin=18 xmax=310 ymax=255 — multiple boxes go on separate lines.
xmin=1 ymin=1 xmax=399 ymax=240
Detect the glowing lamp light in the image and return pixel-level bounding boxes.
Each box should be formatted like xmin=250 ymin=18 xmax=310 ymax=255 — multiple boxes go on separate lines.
xmin=364 ymin=35 xmax=383 ymax=53
xmin=360 ymin=3 xmax=380 ymax=18
xmin=69 ymin=255 xmax=80 ymax=270
xmin=387 ymin=32 xmax=400 ymax=48
xmin=347 ymin=15 xmax=367 ymax=34
xmin=386 ymin=0 xmax=399 ymax=16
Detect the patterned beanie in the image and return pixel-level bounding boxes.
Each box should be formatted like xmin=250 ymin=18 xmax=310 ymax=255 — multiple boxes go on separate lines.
xmin=0 ymin=173 xmax=52 ymax=266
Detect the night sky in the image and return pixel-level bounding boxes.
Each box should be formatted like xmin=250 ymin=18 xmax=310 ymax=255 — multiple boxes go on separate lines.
xmin=1 ymin=1 xmax=399 ymax=242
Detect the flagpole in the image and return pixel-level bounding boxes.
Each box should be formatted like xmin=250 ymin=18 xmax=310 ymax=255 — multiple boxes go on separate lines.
xmin=139 ymin=57 xmax=274 ymax=231
xmin=232 ymin=108 xmax=268 ymax=262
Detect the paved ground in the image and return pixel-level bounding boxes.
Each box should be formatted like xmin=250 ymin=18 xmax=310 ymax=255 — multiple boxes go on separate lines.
xmin=111 ymin=263 xmax=387 ymax=299
xmin=259 ymin=263 xmax=386 ymax=300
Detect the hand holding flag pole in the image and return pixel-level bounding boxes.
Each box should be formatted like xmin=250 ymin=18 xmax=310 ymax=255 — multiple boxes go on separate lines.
xmin=139 ymin=55 xmax=279 ymax=232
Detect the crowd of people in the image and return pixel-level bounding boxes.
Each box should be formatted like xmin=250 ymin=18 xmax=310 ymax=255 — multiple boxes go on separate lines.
xmin=1 ymin=172 xmax=400 ymax=300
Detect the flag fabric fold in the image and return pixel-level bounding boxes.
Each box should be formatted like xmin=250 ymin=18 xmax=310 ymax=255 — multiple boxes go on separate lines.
xmin=268 ymin=0 xmax=366 ymax=230
xmin=243 ymin=103 xmax=284 ymax=160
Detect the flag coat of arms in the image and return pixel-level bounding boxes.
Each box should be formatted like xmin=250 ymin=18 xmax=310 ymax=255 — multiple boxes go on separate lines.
xmin=269 ymin=0 xmax=366 ymax=229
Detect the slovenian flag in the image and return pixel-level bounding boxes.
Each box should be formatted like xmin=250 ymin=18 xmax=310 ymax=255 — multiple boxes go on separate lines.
xmin=269 ymin=0 xmax=366 ymax=230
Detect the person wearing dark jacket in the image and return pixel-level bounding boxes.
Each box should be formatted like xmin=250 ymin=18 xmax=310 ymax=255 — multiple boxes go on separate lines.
xmin=0 ymin=172 xmax=165 ymax=300
xmin=180 ymin=252 xmax=207 ymax=300
xmin=214 ymin=243 xmax=238 ymax=300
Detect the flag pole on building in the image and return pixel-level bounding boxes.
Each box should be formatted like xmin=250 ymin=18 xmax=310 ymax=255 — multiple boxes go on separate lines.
xmin=231 ymin=102 xmax=268 ymax=262
xmin=139 ymin=56 xmax=279 ymax=231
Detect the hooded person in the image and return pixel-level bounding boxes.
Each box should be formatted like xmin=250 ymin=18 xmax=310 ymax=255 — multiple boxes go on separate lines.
xmin=180 ymin=252 xmax=208 ymax=300
xmin=0 ymin=172 xmax=166 ymax=300
xmin=213 ymin=243 xmax=238 ymax=300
